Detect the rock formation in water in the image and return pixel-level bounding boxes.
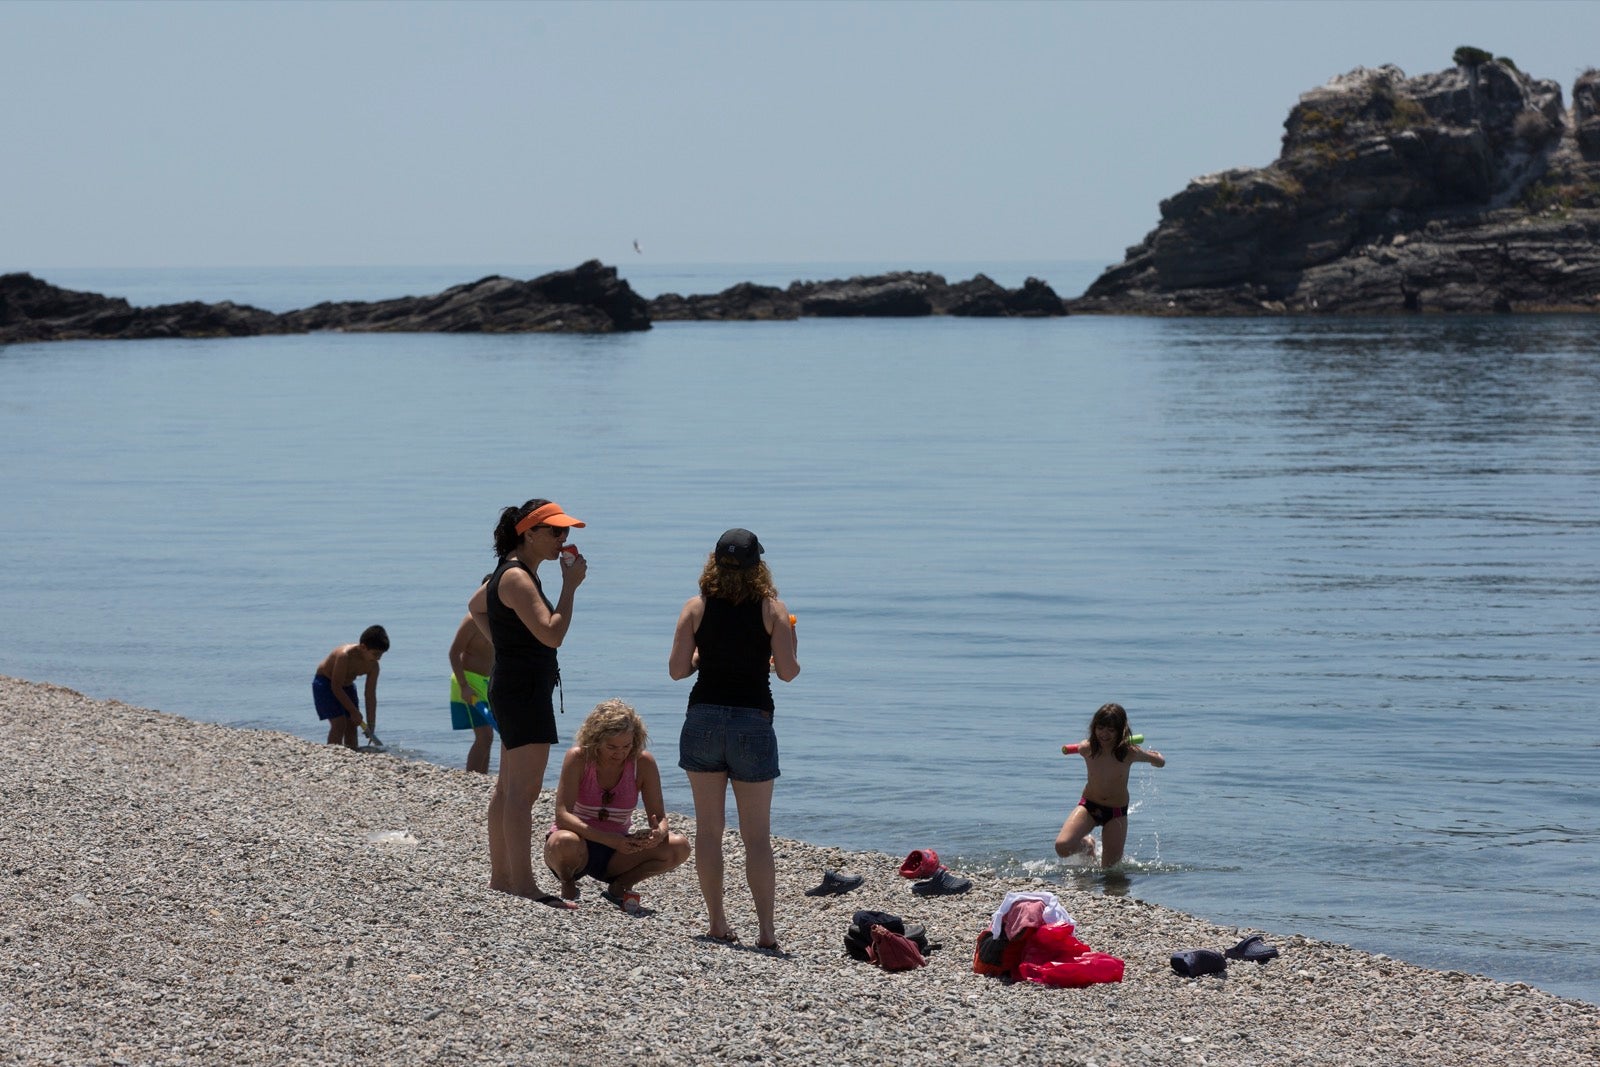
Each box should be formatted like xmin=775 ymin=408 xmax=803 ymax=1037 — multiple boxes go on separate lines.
xmin=648 ymin=272 xmax=1065 ymax=320
xmin=279 ymin=260 xmax=650 ymax=334
xmin=0 ymin=273 xmax=288 ymax=343
xmin=1069 ymin=51 xmax=1600 ymax=314
xmin=0 ymin=260 xmax=650 ymax=344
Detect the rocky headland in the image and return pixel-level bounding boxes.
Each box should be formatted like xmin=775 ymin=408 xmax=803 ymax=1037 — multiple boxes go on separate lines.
xmin=1069 ymin=50 xmax=1600 ymax=315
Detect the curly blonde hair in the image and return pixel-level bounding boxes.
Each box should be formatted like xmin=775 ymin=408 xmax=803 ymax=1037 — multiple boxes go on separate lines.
xmin=575 ymin=698 xmax=647 ymax=763
xmin=697 ymin=555 xmax=778 ymax=605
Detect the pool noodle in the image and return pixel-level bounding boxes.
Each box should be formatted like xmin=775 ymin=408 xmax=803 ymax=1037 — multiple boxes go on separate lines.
xmin=1061 ymin=733 xmax=1143 ymax=755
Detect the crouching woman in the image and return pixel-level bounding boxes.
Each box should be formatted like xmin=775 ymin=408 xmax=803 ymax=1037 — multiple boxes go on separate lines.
xmin=544 ymin=699 xmax=691 ymax=912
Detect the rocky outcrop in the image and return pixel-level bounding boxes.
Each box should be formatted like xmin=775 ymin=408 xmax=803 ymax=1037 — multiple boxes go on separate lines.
xmin=648 ymin=272 xmax=1065 ymax=320
xmin=0 ymin=261 xmax=651 ymax=344
xmin=280 ymin=260 xmax=649 ymax=334
xmin=1070 ymin=58 xmax=1600 ymax=314
xmin=0 ymin=273 xmax=287 ymax=343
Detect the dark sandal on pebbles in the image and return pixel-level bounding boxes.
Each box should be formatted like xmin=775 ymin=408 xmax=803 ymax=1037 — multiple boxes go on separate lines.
xmin=1224 ymin=934 xmax=1280 ymax=962
xmin=804 ymin=870 xmax=865 ymax=896
xmin=705 ymin=930 xmax=740 ymax=944
xmin=755 ymin=940 xmax=785 ymax=955
xmin=1170 ymin=948 xmax=1227 ymax=977
xmin=601 ymin=887 xmax=644 ymax=915
xmin=911 ymin=867 xmax=972 ymax=896
xmin=534 ymin=893 xmax=579 ymax=911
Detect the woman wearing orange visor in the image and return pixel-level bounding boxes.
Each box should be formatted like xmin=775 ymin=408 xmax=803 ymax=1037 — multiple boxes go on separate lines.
xmin=469 ymin=498 xmax=588 ymax=908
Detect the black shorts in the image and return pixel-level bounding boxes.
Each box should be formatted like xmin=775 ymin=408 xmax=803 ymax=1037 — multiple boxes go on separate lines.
xmin=489 ymin=664 xmax=559 ymax=749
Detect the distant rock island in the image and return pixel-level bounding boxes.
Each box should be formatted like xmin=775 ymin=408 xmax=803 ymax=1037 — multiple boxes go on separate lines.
xmin=0 ymin=261 xmax=650 ymax=344
xmin=647 ymin=273 xmax=1065 ymax=320
xmin=0 ymin=264 xmax=1066 ymax=344
xmin=1069 ymin=50 xmax=1600 ymax=314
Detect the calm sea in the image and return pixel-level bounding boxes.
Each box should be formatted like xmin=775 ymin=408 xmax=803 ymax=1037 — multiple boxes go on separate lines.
xmin=2 ymin=261 xmax=1596 ymax=1004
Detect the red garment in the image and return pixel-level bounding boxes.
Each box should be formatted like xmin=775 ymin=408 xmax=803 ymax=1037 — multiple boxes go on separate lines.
xmin=1015 ymin=953 xmax=1125 ymax=987
xmin=972 ymin=922 xmax=1124 ymax=987
xmin=868 ymin=926 xmax=927 ymax=971
xmin=1017 ymin=923 xmax=1124 ymax=987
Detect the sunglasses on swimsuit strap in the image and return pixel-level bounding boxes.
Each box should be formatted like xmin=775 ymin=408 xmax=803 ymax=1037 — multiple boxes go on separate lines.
xmin=597 ymin=787 xmax=615 ymax=823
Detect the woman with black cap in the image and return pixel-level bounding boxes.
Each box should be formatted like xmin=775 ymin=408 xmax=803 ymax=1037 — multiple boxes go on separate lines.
xmin=469 ymin=498 xmax=587 ymax=908
xmin=669 ymin=528 xmax=800 ymax=951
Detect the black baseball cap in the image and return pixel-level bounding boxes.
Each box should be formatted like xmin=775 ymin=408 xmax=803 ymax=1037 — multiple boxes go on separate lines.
xmin=715 ymin=528 xmax=764 ymax=568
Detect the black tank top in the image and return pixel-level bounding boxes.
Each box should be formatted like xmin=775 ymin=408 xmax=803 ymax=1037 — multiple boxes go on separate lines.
xmin=688 ymin=597 xmax=774 ymax=713
xmin=486 ymin=557 xmax=557 ymax=670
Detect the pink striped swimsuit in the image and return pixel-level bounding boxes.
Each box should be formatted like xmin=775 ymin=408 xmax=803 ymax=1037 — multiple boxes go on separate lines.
xmin=565 ymin=758 xmax=638 ymax=836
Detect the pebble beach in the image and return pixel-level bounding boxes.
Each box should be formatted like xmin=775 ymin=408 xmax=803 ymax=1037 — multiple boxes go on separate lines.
xmin=3 ymin=674 xmax=1594 ymax=1066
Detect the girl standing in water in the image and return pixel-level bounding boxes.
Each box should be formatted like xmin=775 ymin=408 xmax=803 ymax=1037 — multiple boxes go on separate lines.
xmin=1055 ymin=702 xmax=1165 ymax=868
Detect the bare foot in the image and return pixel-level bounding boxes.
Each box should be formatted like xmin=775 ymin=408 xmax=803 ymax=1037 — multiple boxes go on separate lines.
xmin=705 ymin=927 xmax=739 ymax=944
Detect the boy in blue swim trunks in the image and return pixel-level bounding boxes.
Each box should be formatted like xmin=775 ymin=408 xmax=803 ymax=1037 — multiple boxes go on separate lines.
xmin=313 ymin=625 xmax=389 ymax=749
xmin=448 ymin=610 xmax=496 ymax=773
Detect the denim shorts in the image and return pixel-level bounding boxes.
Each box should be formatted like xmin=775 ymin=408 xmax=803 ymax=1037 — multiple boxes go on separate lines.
xmin=678 ymin=703 xmax=780 ymax=783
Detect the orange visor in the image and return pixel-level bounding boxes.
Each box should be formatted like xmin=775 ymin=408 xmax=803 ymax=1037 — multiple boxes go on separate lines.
xmin=514 ymin=502 xmax=587 ymax=534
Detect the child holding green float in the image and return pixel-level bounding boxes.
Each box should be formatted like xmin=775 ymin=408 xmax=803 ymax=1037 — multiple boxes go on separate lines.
xmin=1054 ymin=702 xmax=1164 ymax=868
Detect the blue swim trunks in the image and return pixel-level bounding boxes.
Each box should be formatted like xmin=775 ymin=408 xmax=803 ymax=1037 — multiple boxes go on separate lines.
xmin=449 ymin=671 xmax=496 ymax=730
xmin=313 ymin=674 xmax=358 ymax=721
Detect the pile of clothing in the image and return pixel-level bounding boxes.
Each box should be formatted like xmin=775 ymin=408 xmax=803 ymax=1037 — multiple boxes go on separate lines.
xmin=972 ymin=891 xmax=1124 ymax=988
xmin=845 ymin=909 xmax=938 ymax=971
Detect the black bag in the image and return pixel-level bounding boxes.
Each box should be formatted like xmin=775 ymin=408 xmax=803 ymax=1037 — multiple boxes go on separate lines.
xmin=845 ymin=912 xmax=931 ymax=961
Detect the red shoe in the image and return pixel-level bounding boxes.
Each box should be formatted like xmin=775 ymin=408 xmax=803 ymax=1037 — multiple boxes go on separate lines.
xmin=898 ymin=848 xmax=940 ymax=879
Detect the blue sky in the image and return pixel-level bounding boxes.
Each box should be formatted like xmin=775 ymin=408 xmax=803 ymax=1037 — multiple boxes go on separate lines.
xmin=4 ymin=0 xmax=1597 ymax=270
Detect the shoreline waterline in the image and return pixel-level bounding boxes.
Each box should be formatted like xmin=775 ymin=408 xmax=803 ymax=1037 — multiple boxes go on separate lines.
xmin=3 ymin=674 xmax=1593 ymax=1065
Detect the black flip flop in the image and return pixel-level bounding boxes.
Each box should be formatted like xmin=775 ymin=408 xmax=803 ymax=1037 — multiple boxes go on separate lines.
xmin=804 ymin=870 xmax=865 ymax=896
xmin=1170 ymin=948 xmax=1227 ymax=977
xmin=534 ymin=893 xmax=578 ymax=911
xmin=911 ymin=867 xmax=971 ymax=896
xmin=1224 ymin=934 xmax=1280 ymax=962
